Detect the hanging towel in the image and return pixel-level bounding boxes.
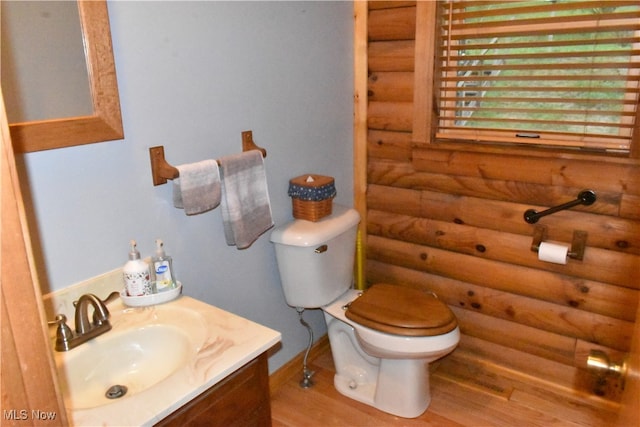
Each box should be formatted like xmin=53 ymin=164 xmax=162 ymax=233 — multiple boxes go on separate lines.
xmin=172 ymin=159 xmax=221 ymax=215
xmin=219 ymin=150 xmax=274 ymax=249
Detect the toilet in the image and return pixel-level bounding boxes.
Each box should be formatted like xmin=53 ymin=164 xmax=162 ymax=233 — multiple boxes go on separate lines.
xmin=270 ymin=204 xmax=460 ymax=418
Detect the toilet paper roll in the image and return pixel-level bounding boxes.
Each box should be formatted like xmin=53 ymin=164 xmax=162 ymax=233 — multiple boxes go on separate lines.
xmin=538 ymin=241 xmax=568 ymax=265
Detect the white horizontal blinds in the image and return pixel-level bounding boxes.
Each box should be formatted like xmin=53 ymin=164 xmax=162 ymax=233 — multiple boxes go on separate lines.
xmin=436 ymin=0 xmax=640 ymax=152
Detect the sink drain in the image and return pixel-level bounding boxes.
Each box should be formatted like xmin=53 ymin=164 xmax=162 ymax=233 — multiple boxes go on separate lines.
xmin=105 ymin=384 xmax=128 ymax=399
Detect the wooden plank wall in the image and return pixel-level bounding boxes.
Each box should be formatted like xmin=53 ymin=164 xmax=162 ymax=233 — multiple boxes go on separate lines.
xmin=363 ymin=1 xmax=640 ymax=399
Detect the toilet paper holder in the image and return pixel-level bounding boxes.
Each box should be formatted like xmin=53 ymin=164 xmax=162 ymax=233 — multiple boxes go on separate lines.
xmin=530 ymin=225 xmax=587 ymax=261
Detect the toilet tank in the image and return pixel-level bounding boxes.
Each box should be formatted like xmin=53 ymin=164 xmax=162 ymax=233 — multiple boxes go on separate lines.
xmin=270 ymin=205 xmax=360 ymax=308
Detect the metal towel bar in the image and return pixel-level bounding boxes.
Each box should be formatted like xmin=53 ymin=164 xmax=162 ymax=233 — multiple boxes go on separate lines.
xmin=524 ymin=190 xmax=596 ymax=224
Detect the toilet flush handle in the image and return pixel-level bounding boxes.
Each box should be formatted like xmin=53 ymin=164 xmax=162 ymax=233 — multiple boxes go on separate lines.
xmin=314 ymin=245 xmax=328 ymax=254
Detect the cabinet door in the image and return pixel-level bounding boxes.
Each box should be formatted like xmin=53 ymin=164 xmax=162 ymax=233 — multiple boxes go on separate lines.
xmin=157 ymin=353 xmax=271 ymax=427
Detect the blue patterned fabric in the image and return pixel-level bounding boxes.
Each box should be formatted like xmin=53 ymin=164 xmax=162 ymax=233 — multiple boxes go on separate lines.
xmin=288 ymin=181 xmax=336 ymax=201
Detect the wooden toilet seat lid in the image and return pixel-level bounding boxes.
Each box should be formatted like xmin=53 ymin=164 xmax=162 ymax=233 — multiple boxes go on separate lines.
xmin=345 ymin=284 xmax=457 ymax=337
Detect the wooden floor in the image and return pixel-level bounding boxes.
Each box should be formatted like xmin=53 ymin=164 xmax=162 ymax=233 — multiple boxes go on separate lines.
xmin=270 ymin=342 xmax=620 ymax=427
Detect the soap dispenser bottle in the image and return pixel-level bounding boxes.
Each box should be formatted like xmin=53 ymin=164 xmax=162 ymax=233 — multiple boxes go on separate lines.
xmin=123 ymin=240 xmax=151 ymax=296
xmin=151 ymin=239 xmax=176 ymax=292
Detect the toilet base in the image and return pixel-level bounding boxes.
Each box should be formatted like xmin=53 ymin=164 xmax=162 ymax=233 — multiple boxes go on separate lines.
xmin=333 ymin=358 xmax=431 ymax=418
xmin=323 ymin=289 xmax=458 ymax=419
xmin=325 ymin=308 xmax=433 ymax=418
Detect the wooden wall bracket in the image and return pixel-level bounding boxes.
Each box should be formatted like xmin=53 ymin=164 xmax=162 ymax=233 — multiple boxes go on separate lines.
xmin=568 ymin=230 xmax=588 ymax=261
xmin=241 ymin=130 xmax=267 ymax=158
xmin=530 ymin=225 xmax=548 ymax=252
xmin=149 ymin=145 xmax=179 ymax=186
xmin=149 ymin=130 xmax=266 ymax=186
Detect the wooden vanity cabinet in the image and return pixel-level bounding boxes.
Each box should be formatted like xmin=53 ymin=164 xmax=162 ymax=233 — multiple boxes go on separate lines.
xmin=156 ymin=352 xmax=271 ymax=427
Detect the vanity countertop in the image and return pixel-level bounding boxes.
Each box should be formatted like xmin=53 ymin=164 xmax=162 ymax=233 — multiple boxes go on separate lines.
xmin=59 ymin=295 xmax=281 ymax=427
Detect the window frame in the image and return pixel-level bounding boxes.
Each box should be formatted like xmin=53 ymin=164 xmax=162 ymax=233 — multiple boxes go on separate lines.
xmin=412 ymin=1 xmax=640 ymax=160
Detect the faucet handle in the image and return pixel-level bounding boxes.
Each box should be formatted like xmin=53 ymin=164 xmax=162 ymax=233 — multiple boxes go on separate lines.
xmin=47 ymin=314 xmax=63 ymax=327
xmin=102 ymin=291 xmax=120 ymax=305
xmin=73 ymin=291 xmax=120 ymax=308
xmin=48 ymin=314 xmax=74 ymax=352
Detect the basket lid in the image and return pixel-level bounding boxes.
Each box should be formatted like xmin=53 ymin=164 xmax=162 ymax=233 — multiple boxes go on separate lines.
xmin=289 ymin=174 xmax=336 ymax=201
xmin=289 ymin=174 xmax=334 ymax=188
xmin=270 ymin=204 xmax=360 ymax=247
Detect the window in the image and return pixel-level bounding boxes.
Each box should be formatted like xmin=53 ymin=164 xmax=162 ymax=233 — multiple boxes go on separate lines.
xmin=422 ymin=0 xmax=640 ymax=154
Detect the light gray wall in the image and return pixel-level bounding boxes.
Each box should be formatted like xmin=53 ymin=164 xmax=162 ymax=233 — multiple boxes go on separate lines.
xmin=20 ymin=1 xmax=353 ymax=373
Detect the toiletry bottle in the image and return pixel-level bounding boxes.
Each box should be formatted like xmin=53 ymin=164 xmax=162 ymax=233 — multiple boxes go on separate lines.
xmin=151 ymin=239 xmax=176 ymax=292
xmin=123 ymin=240 xmax=151 ymax=296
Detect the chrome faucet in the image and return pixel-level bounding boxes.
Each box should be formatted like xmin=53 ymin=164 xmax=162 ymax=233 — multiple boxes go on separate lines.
xmin=49 ymin=292 xmax=116 ymax=352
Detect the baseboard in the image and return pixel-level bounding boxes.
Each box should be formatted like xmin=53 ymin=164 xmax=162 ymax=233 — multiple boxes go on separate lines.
xmin=269 ymin=334 xmax=330 ymax=395
xmin=452 ymin=336 xmax=622 ymax=410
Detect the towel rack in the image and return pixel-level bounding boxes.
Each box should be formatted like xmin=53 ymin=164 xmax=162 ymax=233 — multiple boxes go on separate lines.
xmin=149 ymin=130 xmax=266 ymax=186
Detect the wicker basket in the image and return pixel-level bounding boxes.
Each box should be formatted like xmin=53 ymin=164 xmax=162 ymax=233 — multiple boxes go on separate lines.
xmin=291 ymin=198 xmax=333 ymax=221
xmin=288 ymin=174 xmax=335 ymax=222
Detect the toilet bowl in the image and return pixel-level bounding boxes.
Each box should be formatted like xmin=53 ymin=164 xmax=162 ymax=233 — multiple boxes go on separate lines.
xmin=323 ymin=288 xmax=459 ymax=418
xmin=270 ymin=205 xmax=460 ymax=418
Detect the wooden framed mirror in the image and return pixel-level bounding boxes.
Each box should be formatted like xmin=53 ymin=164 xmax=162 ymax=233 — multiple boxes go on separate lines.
xmin=5 ymin=0 xmax=123 ymax=153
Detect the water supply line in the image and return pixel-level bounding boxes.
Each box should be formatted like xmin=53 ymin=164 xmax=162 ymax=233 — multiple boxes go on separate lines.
xmin=355 ymin=229 xmax=366 ymax=290
xmin=296 ymin=307 xmax=315 ymax=388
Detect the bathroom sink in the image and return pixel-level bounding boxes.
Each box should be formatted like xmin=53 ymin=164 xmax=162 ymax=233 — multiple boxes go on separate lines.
xmin=55 ymin=325 xmax=192 ymax=409
xmin=53 ymin=301 xmax=208 ymax=410
xmin=49 ymin=294 xmax=281 ymax=427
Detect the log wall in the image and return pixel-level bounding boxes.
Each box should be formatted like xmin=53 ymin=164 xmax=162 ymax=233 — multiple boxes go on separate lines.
xmin=363 ymin=1 xmax=640 ymax=399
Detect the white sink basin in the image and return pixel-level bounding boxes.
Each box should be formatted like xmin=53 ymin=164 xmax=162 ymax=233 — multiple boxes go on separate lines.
xmin=50 ymin=295 xmax=281 ymax=427
xmin=53 ymin=301 xmax=207 ymax=411
xmin=56 ymin=325 xmax=191 ymax=409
